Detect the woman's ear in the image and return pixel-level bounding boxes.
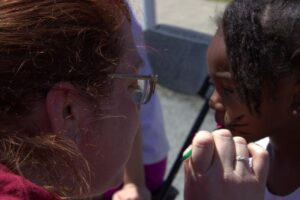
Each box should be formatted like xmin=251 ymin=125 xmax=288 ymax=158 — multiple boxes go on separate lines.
xmin=46 ymin=82 xmax=81 ymax=141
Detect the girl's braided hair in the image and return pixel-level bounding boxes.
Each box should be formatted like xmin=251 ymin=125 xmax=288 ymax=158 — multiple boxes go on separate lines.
xmin=222 ymin=0 xmax=300 ymax=113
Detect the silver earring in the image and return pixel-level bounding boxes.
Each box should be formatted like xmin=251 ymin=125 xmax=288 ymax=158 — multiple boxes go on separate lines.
xmin=293 ymin=109 xmax=299 ymax=115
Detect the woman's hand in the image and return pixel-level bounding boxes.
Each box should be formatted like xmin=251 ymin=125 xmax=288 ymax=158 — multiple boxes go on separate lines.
xmin=112 ymin=183 xmax=151 ymax=200
xmin=184 ymin=129 xmax=269 ymax=200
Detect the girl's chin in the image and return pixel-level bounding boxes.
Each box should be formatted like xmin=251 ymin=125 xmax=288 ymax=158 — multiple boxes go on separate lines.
xmin=214 ymin=124 xmax=260 ymax=143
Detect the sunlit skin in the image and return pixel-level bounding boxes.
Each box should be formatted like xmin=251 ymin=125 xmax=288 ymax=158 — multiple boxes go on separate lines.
xmin=207 ymin=29 xmax=300 ymax=195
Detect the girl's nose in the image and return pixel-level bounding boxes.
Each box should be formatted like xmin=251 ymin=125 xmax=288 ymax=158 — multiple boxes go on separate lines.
xmin=209 ymin=89 xmax=225 ymax=112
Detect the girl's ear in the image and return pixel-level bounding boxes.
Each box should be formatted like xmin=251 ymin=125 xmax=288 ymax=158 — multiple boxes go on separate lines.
xmin=45 ymin=82 xmax=81 ymax=140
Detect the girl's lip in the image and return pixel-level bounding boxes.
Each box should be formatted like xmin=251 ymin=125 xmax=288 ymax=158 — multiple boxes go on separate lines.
xmin=216 ymin=123 xmax=248 ymax=129
xmin=216 ymin=123 xmax=224 ymax=129
xmin=214 ymin=113 xmax=247 ymax=130
xmin=215 ymin=113 xmax=225 ymax=128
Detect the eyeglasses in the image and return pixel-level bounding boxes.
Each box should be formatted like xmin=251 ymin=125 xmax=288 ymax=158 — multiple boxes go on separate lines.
xmin=109 ymin=73 xmax=158 ymax=105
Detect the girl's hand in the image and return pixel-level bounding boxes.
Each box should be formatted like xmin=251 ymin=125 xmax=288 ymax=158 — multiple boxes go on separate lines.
xmin=112 ymin=183 xmax=151 ymax=200
xmin=184 ymin=129 xmax=269 ymax=200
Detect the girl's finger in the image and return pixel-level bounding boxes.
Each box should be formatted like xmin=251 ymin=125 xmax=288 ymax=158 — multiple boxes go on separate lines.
xmin=212 ymin=129 xmax=235 ymax=172
xmin=247 ymin=143 xmax=269 ymax=185
xmin=233 ymin=136 xmax=250 ymax=176
xmin=189 ymin=131 xmax=215 ymax=176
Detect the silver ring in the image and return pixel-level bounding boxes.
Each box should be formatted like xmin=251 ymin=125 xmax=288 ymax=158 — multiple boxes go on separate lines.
xmin=236 ymin=156 xmax=252 ymax=168
xmin=236 ymin=156 xmax=249 ymax=162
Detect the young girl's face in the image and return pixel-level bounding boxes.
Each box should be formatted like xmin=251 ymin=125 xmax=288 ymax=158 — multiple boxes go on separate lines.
xmin=207 ymin=30 xmax=299 ymax=142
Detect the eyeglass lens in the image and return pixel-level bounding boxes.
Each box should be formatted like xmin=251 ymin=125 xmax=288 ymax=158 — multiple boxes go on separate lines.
xmin=131 ymin=79 xmax=152 ymax=104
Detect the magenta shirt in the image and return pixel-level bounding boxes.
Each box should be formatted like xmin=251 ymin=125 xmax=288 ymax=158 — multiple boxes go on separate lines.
xmin=0 ymin=164 xmax=60 ymax=200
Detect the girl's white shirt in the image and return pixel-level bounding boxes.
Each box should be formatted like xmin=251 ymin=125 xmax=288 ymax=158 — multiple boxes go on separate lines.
xmin=255 ymin=138 xmax=300 ymax=200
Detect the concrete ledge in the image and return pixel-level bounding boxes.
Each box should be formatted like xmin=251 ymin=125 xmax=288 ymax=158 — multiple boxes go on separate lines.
xmin=144 ymin=24 xmax=212 ymax=95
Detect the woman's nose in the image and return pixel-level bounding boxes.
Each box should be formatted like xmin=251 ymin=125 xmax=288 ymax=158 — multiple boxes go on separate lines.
xmin=209 ymin=90 xmax=225 ymax=112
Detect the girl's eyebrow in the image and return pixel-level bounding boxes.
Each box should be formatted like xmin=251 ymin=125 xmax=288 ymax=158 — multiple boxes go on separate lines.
xmin=215 ymin=71 xmax=232 ymax=79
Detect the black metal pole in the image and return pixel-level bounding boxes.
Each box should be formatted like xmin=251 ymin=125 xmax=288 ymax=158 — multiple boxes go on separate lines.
xmin=158 ymin=99 xmax=210 ymax=200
